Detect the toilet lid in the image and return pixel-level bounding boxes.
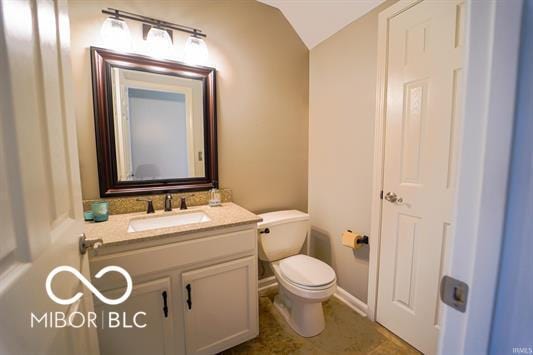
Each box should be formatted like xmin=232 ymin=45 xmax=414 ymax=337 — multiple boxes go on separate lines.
xmin=279 ymin=255 xmax=336 ymax=287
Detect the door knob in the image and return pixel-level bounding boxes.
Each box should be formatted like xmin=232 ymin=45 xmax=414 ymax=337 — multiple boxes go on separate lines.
xmin=79 ymin=234 xmax=103 ymax=254
xmin=384 ymin=192 xmax=403 ymax=204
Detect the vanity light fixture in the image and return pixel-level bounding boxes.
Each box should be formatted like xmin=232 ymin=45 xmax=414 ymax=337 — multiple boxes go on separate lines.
xmin=100 ymin=8 xmax=208 ymax=64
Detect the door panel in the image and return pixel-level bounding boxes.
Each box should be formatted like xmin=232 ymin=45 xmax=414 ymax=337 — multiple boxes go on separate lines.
xmin=377 ymin=1 xmax=464 ymax=353
xmin=400 ymin=81 xmax=427 ymax=185
xmin=392 ymin=214 xmax=419 ymax=311
xmin=0 ymin=0 xmax=97 ymax=353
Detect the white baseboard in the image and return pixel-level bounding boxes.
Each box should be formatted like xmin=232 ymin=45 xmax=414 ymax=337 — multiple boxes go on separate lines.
xmin=258 ymin=276 xmax=278 ymax=292
xmin=334 ymin=286 xmax=368 ymax=317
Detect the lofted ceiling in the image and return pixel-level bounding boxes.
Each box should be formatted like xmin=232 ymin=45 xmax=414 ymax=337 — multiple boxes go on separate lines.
xmin=258 ymin=0 xmax=385 ymax=49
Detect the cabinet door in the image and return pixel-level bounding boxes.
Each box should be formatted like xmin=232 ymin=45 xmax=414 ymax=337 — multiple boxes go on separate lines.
xmin=182 ymin=256 xmax=258 ymax=355
xmin=95 ymin=277 xmax=175 ymax=355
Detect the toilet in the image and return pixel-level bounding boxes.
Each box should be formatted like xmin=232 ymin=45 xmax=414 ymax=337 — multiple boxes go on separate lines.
xmin=257 ymin=210 xmax=337 ymax=337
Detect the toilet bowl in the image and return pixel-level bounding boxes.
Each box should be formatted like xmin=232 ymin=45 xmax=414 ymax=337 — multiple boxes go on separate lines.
xmin=257 ymin=210 xmax=337 ymax=337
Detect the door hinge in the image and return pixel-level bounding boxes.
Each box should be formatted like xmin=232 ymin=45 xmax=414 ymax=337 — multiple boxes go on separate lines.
xmin=380 ymin=190 xmax=384 ymax=200
xmin=440 ymin=275 xmax=469 ymax=312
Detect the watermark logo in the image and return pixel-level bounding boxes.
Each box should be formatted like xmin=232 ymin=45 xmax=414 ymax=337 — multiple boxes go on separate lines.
xmin=45 ymin=265 xmax=132 ymax=305
xmin=31 ymin=265 xmax=146 ymax=329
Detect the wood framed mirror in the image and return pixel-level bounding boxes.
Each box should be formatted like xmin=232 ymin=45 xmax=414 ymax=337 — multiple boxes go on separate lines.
xmin=90 ymin=47 xmax=217 ymax=197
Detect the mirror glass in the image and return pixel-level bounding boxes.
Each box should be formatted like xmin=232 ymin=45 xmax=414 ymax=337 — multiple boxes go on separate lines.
xmin=110 ymin=67 xmax=205 ymax=181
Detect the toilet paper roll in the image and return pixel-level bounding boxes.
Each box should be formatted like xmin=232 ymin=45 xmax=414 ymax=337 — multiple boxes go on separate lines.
xmin=341 ymin=230 xmax=366 ymax=250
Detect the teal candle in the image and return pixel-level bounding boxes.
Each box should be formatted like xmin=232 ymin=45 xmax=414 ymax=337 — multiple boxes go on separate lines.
xmin=91 ymin=201 xmax=109 ymax=222
xmin=84 ymin=211 xmax=94 ymax=221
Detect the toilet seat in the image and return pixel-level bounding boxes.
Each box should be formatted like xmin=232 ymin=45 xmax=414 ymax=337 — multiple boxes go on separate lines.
xmin=278 ymin=254 xmax=336 ymax=289
xmin=285 ymin=277 xmax=336 ymax=291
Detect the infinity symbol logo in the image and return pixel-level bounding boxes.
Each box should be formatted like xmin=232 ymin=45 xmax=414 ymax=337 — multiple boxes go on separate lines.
xmin=46 ymin=266 xmax=132 ymax=305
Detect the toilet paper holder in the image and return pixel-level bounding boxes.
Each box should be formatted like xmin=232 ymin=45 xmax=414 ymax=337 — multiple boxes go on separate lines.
xmin=357 ymin=235 xmax=369 ymax=245
xmin=347 ymin=230 xmax=369 ymax=245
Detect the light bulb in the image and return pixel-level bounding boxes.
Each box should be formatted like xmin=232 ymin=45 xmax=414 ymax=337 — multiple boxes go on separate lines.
xmin=100 ymin=17 xmax=131 ymax=50
xmin=146 ymin=27 xmax=173 ymax=59
xmin=184 ymin=35 xmax=208 ymax=65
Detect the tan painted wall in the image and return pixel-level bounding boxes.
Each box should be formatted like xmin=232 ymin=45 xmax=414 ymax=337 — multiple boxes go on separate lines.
xmin=308 ymin=1 xmax=395 ymax=302
xmin=68 ymin=0 xmax=309 ymax=213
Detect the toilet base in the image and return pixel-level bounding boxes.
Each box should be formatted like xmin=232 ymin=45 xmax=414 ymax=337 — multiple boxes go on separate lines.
xmin=273 ymin=285 xmax=326 ymax=337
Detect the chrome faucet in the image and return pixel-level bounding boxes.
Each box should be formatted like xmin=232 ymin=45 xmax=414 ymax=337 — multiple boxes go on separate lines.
xmin=164 ymin=193 xmax=173 ymax=212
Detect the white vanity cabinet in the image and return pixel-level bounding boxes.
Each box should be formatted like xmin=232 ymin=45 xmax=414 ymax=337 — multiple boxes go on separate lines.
xmin=89 ymin=225 xmax=259 ymax=355
xmin=182 ymin=256 xmax=257 ymax=355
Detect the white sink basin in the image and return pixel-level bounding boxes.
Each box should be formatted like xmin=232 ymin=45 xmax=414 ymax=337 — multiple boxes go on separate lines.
xmin=128 ymin=211 xmax=211 ymax=233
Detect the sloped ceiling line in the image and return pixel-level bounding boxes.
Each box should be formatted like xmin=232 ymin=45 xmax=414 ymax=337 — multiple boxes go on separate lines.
xmin=258 ymin=0 xmax=385 ymax=49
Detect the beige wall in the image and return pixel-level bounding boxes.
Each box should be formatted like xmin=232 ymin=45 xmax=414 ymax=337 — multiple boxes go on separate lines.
xmin=68 ymin=0 xmax=309 ymax=213
xmin=308 ymin=1 xmax=395 ymax=302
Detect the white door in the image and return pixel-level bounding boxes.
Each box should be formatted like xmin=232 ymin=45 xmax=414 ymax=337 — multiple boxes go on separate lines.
xmin=182 ymin=256 xmax=258 ymax=355
xmin=0 ymin=0 xmax=98 ymax=354
xmin=95 ymin=278 xmax=175 ymax=355
xmin=376 ymin=1 xmax=464 ymax=353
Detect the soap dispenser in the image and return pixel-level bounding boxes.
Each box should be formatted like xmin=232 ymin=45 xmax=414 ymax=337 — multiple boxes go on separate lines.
xmin=209 ymin=182 xmax=221 ymax=207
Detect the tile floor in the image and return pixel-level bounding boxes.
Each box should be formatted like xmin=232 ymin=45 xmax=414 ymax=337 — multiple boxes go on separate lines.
xmin=223 ymin=287 xmax=419 ymax=355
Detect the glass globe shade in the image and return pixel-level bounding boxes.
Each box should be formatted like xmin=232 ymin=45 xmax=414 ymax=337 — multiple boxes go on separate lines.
xmin=100 ymin=17 xmax=131 ymax=50
xmin=146 ymin=27 xmax=173 ymax=58
xmin=184 ymin=35 xmax=208 ymax=65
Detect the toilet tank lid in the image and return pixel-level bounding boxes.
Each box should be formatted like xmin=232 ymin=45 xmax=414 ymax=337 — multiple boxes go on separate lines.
xmin=258 ymin=210 xmax=309 ymax=228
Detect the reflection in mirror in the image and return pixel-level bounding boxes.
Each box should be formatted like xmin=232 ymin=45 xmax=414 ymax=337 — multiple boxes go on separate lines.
xmin=110 ymin=68 xmax=205 ymax=181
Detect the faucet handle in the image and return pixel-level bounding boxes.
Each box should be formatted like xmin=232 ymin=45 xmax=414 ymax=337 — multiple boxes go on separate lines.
xmin=178 ymin=194 xmax=195 ymax=210
xmin=136 ymin=198 xmax=155 ymax=214
xmin=179 ymin=196 xmax=188 ymax=210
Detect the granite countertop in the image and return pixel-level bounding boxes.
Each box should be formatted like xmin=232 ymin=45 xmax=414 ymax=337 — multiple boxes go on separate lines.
xmin=84 ymin=202 xmax=262 ymax=249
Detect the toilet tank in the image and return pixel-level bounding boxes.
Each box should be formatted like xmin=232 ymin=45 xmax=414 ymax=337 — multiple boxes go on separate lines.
xmin=257 ymin=210 xmax=309 ymax=262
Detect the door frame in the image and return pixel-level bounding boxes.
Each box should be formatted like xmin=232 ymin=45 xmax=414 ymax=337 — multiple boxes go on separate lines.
xmin=437 ymin=1 xmax=522 ymax=354
xmin=367 ymin=0 xmax=523 ymax=354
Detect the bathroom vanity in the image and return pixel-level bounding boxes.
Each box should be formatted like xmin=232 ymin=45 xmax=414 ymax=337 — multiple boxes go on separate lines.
xmin=84 ymin=44 xmax=259 ymax=355
xmin=84 ymin=203 xmax=261 ymax=355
